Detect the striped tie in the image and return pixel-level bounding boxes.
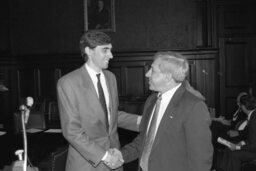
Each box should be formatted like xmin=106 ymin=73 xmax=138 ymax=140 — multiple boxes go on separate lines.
xmin=140 ymin=94 xmax=162 ymax=171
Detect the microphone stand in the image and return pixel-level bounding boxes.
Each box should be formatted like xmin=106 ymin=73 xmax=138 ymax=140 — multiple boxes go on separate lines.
xmin=21 ymin=108 xmax=28 ymax=171
xmin=13 ymin=105 xmax=38 ymax=171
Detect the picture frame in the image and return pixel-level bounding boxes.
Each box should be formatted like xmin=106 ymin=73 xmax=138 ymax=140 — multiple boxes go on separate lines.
xmin=84 ymin=0 xmax=116 ymax=32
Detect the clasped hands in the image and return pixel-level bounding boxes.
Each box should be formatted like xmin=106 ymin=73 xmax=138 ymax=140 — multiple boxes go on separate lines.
xmin=227 ymin=141 xmax=241 ymax=151
xmin=226 ymin=140 xmax=245 ymax=151
xmin=104 ymin=148 xmax=124 ymax=169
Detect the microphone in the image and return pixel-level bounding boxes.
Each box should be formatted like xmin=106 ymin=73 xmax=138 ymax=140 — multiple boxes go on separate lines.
xmin=26 ymin=97 xmax=34 ymax=108
xmin=25 ymin=97 xmax=34 ymax=124
xmin=19 ymin=97 xmax=34 ymax=124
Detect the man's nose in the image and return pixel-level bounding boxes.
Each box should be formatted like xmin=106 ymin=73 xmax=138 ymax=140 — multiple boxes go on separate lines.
xmin=145 ymin=70 xmax=151 ymax=77
xmin=108 ymin=52 xmax=113 ymax=59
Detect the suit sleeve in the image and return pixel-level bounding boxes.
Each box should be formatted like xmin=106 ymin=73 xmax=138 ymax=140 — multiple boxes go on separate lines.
xmin=238 ymin=128 xmax=248 ymax=140
xmin=121 ymin=95 xmax=154 ymax=163
xmin=109 ymin=71 xmax=140 ymax=132
xmin=118 ymin=111 xmax=140 ymax=132
xmin=185 ymin=101 xmax=213 ymax=171
xmin=241 ymin=113 xmax=256 ymax=152
xmin=121 ymin=133 xmax=142 ymax=163
xmin=57 ymin=79 xmax=105 ymax=167
xmin=121 ymin=114 xmax=146 ymax=163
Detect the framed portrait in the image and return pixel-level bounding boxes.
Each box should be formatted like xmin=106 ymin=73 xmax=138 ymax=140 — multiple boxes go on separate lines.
xmin=84 ymin=0 xmax=116 ymax=32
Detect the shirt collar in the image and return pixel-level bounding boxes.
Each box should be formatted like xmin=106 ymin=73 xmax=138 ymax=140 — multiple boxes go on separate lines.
xmin=85 ymin=63 xmax=103 ymax=78
xmin=248 ymin=109 xmax=255 ymax=120
xmin=160 ymin=83 xmax=181 ymax=100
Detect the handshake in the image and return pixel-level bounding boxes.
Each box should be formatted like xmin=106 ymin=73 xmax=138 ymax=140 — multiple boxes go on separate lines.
xmin=103 ymin=148 xmax=124 ymax=169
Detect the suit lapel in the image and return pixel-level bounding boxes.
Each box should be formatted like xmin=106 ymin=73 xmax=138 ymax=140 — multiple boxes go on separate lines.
xmin=248 ymin=110 xmax=256 ymax=126
xmin=103 ymin=70 xmax=114 ymax=132
xmin=143 ymin=95 xmax=158 ymax=133
xmin=140 ymin=94 xmax=158 ymax=154
xmin=151 ymin=84 xmax=186 ymax=152
xmin=80 ymin=66 xmax=108 ymax=132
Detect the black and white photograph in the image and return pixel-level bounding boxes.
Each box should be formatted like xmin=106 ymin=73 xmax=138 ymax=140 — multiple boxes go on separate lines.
xmin=0 ymin=1 xmax=256 ymax=171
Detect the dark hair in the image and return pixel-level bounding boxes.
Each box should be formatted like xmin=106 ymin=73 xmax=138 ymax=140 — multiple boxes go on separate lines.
xmin=79 ymin=31 xmax=111 ymax=61
xmin=240 ymin=94 xmax=256 ymax=111
xmin=237 ymin=92 xmax=248 ymax=104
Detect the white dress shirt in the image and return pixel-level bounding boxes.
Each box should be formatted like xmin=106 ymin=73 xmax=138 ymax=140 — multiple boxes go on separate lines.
xmin=85 ymin=64 xmax=110 ymax=122
xmin=85 ymin=64 xmax=111 ymax=161
xmin=147 ymin=83 xmax=181 ymax=139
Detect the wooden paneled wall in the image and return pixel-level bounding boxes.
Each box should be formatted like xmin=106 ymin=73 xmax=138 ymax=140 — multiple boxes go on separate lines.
xmin=216 ymin=0 xmax=256 ymax=117
xmin=111 ymin=49 xmax=218 ymax=115
xmin=0 ymin=49 xmax=218 ymax=130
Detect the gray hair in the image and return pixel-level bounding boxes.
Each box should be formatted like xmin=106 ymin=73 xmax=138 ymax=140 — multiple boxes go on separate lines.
xmin=154 ymin=51 xmax=189 ymax=83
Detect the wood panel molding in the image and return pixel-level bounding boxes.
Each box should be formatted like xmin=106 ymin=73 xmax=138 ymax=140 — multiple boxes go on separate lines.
xmin=0 ymin=48 xmax=218 ymax=129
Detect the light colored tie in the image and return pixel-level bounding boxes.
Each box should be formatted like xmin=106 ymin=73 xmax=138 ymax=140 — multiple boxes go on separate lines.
xmin=140 ymin=94 xmax=162 ymax=171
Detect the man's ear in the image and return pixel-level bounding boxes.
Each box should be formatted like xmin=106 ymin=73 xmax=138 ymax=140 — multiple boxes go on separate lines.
xmin=85 ymin=47 xmax=91 ymax=57
xmin=165 ymin=73 xmax=172 ymax=82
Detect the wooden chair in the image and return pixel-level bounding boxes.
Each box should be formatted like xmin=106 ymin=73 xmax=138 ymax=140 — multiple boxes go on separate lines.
xmin=241 ymin=160 xmax=256 ymax=171
xmin=39 ymin=145 xmax=68 ymax=171
xmin=13 ymin=111 xmax=46 ymax=134
xmin=48 ymin=101 xmax=59 ymax=121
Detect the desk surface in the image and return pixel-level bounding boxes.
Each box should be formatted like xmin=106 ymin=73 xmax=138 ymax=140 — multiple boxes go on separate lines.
xmin=0 ymin=131 xmax=6 ymax=136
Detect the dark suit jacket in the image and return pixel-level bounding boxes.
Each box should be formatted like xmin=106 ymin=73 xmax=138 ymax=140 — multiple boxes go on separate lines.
xmin=240 ymin=110 xmax=256 ymax=152
xmin=122 ymin=84 xmax=213 ymax=171
xmin=57 ymin=66 xmax=138 ymax=171
xmin=231 ymin=110 xmax=247 ymax=130
xmin=219 ymin=111 xmax=256 ymax=171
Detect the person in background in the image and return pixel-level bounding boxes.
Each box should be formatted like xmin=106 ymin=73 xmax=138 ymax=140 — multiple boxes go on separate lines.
xmin=57 ymin=30 xmax=140 ymax=171
xmin=211 ymin=92 xmax=248 ymax=145
xmin=210 ymin=92 xmax=248 ymax=170
xmin=121 ymin=51 xmax=213 ymax=171
xmin=219 ymin=94 xmax=256 ymax=171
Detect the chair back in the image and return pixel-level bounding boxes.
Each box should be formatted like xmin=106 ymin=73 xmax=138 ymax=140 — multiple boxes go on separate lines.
xmin=13 ymin=111 xmax=46 ymax=134
xmin=51 ymin=146 xmax=68 ymax=171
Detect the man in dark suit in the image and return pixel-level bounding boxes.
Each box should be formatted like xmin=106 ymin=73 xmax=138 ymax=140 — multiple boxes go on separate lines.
xmin=219 ymin=94 xmax=256 ymax=171
xmin=121 ymin=51 xmax=213 ymax=171
xmin=57 ymin=31 xmax=140 ymax=171
xmin=211 ymin=92 xmax=248 ymax=170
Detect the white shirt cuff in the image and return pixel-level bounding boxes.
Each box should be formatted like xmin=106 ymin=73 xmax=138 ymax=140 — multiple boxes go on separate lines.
xmin=137 ymin=116 xmax=142 ymax=126
xmin=235 ymin=145 xmax=241 ymax=150
xmin=101 ymin=151 xmax=108 ymax=161
xmin=240 ymin=141 xmax=246 ymax=146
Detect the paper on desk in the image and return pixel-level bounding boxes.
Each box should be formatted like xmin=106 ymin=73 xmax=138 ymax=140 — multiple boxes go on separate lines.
xmin=0 ymin=131 xmax=6 ymax=136
xmin=44 ymin=129 xmax=62 ymax=133
xmin=26 ymin=128 xmax=44 ymax=133
xmin=217 ymin=137 xmax=232 ymax=148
